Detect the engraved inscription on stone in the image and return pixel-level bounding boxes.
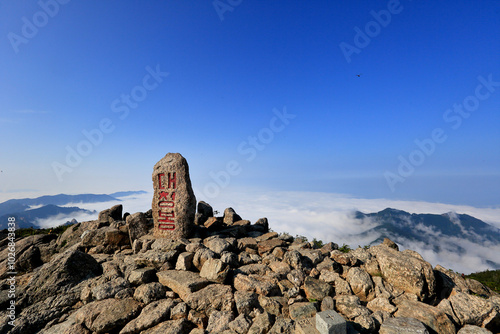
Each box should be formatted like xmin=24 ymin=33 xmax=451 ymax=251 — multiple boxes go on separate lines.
xmin=152 ymin=153 xmax=196 ymax=239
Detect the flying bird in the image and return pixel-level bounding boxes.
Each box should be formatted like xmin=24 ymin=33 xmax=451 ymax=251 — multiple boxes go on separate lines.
xmin=356 ymin=73 xmax=362 ymax=77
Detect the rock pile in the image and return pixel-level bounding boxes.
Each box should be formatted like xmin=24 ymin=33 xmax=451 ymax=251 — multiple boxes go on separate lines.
xmin=0 ymin=203 xmax=499 ymax=334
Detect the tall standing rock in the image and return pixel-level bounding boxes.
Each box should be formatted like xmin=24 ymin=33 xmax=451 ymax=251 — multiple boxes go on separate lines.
xmin=152 ymin=153 xmax=196 ymax=239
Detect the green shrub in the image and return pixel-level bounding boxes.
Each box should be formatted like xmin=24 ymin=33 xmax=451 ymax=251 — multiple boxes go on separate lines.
xmin=466 ymin=270 xmax=500 ymax=294
xmin=339 ymin=243 xmax=351 ymax=253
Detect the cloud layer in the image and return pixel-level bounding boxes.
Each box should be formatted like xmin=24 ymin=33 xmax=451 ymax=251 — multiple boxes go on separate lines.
xmin=34 ymin=188 xmax=500 ymax=274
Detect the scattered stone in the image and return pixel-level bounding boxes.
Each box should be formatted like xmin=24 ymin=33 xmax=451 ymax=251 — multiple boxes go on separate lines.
xmin=366 ymin=297 xmax=397 ymax=314
xmin=379 ymin=317 xmax=429 ymax=334
xmin=234 ymin=290 xmax=260 ymax=315
xmin=192 ymin=247 xmax=217 ymax=271
xmin=334 ymin=295 xmax=370 ymax=320
xmin=289 ymin=302 xmax=318 ymax=320
xmin=258 ymin=238 xmax=286 ymax=255
xmin=200 ymin=258 xmax=229 ymax=283
xmin=229 ymin=314 xmax=252 ymax=334
xmin=92 ymin=277 xmax=129 ymax=301
xmin=185 ymin=284 xmax=234 ymax=314
xmin=157 ymin=270 xmax=211 ymax=300
xmin=188 ymin=309 xmax=208 ymax=329
xmin=176 ymin=252 xmax=195 ymax=271
xmin=304 ymin=277 xmax=334 ymax=301
xmin=171 ymin=302 xmax=189 ymax=320
xmin=204 ymin=236 xmax=233 ymax=254
xmin=133 ymin=282 xmax=166 ymax=304
xmin=234 ymin=274 xmax=280 ymax=296
xmin=206 ymin=310 xmax=234 ymax=332
xmin=152 ymin=153 xmax=196 ymax=239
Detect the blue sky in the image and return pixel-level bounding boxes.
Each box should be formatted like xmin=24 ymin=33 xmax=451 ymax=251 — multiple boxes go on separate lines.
xmin=1 ymin=0 xmax=499 ymax=207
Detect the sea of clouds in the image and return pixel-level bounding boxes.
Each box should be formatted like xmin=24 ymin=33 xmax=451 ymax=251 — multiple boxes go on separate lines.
xmin=34 ymin=188 xmax=500 ymax=274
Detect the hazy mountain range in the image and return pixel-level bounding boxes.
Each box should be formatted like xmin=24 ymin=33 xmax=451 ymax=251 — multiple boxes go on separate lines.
xmin=0 ymin=191 xmax=147 ymax=229
xmin=353 ymin=208 xmax=500 ymax=269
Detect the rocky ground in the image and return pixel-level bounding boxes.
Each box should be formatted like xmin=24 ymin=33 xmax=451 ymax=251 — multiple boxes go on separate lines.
xmin=0 ymin=202 xmax=499 ymax=334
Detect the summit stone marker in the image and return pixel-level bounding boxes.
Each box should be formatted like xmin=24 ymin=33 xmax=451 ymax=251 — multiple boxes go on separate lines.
xmin=152 ymin=153 xmax=196 ymax=239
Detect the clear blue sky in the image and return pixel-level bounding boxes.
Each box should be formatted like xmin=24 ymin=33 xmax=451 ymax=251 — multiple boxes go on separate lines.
xmin=1 ymin=0 xmax=499 ymax=206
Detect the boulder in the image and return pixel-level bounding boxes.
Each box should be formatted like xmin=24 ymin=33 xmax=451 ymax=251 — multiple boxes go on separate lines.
xmin=229 ymin=314 xmax=252 ymax=334
xmin=196 ymin=201 xmax=213 ymax=225
xmin=457 ymin=325 xmax=494 ymax=334
xmin=289 ymin=302 xmax=317 ymax=320
xmin=269 ymin=316 xmax=294 ymax=333
xmin=176 ymin=252 xmax=195 ymax=271
xmin=379 ymin=317 xmax=429 ymax=334
xmin=185 ymin=284 xmax=234 ymax=314
xmin=193 ymin=247 xmax=217 ymax=271
xmin=157 ymin=270 xmax=211 ymax=300
xmin=345 ymin=267 xmax=375 ymax=302
xmin=141 ymin=318 xmax=193 ymax=334
xmin=206 ymin=310 xmax=234 ymax=332
xmin=200 ymin=258 xmax=229 ymax=283
xmin=133 ymin=282 xmax=166 ymax=304
xmin=319 ymin=271 xmax=352 ymax=296
xmin=258 ymin=239 xmax=286 ymax=255
xmin=247 ymin=312 xmax=274 ymax=334
xmin=234 ymin=274 xmax=280 ymax=296
xmin=126 ymin=212 xmax=149 ymax=245
xmin=394 ymin=299 xmax=456 ymax=334
xmin=128 ymin=267 xmax=157 ymax=285
xmin=303 ymin=277 xmax=333 ymax=301
xmin=0 ymin=234 xmax=57 ymax=278
xmin=23 ymin=249 xmax=102 ymax=305
xmin=223 ymin=207 xmax=242 ymax=225
xmin=234 ymin=290 xmax=260 ymax=315
xmin=366 ymin=297 xmax=397 ymax=314
xmin=204 ymin=236 xmax=233 ymax=254
xmin=446 ymin=291 xmax=500 ymax=329
xmin=258 ymin=295 xmax=282 ymax=316
xmin=74 ymin=297 xmax=142 ymax=334
xmin=119 ymin=299 xmax=175 ymax=334
xmin=334 ymin=295 xmax=371 ymax=320
xmin=330 ymin=250 xmax=358 ymax=267
xmin=171 ymin=302 xmax=188 ymax=320
xmin=369 ymin=245 xmax=436 ymax=301
xmin=92 ymin=277 xmax=129 ymax=301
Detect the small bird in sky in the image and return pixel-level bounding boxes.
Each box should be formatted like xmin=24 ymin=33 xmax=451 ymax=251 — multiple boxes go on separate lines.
xmin=356 ymin=73 xmax=362 ymax=77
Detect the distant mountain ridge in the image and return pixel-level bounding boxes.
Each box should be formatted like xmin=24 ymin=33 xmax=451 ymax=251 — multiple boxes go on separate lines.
xmin=353 ymin=208 xmax=500 ymax=268
xmin=0 ymin=191 xmax=147 ymax=229
xmin=0 ymin=205 xmax=95 ymax=230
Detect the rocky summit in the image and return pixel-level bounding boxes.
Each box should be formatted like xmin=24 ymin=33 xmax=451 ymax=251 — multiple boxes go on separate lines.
xmin=1 ymin=203 xmax=500 ymax=334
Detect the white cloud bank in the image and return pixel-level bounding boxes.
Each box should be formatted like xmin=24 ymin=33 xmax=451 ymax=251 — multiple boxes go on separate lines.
xmin=35 ymin=188 xmax=500 ymax=274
